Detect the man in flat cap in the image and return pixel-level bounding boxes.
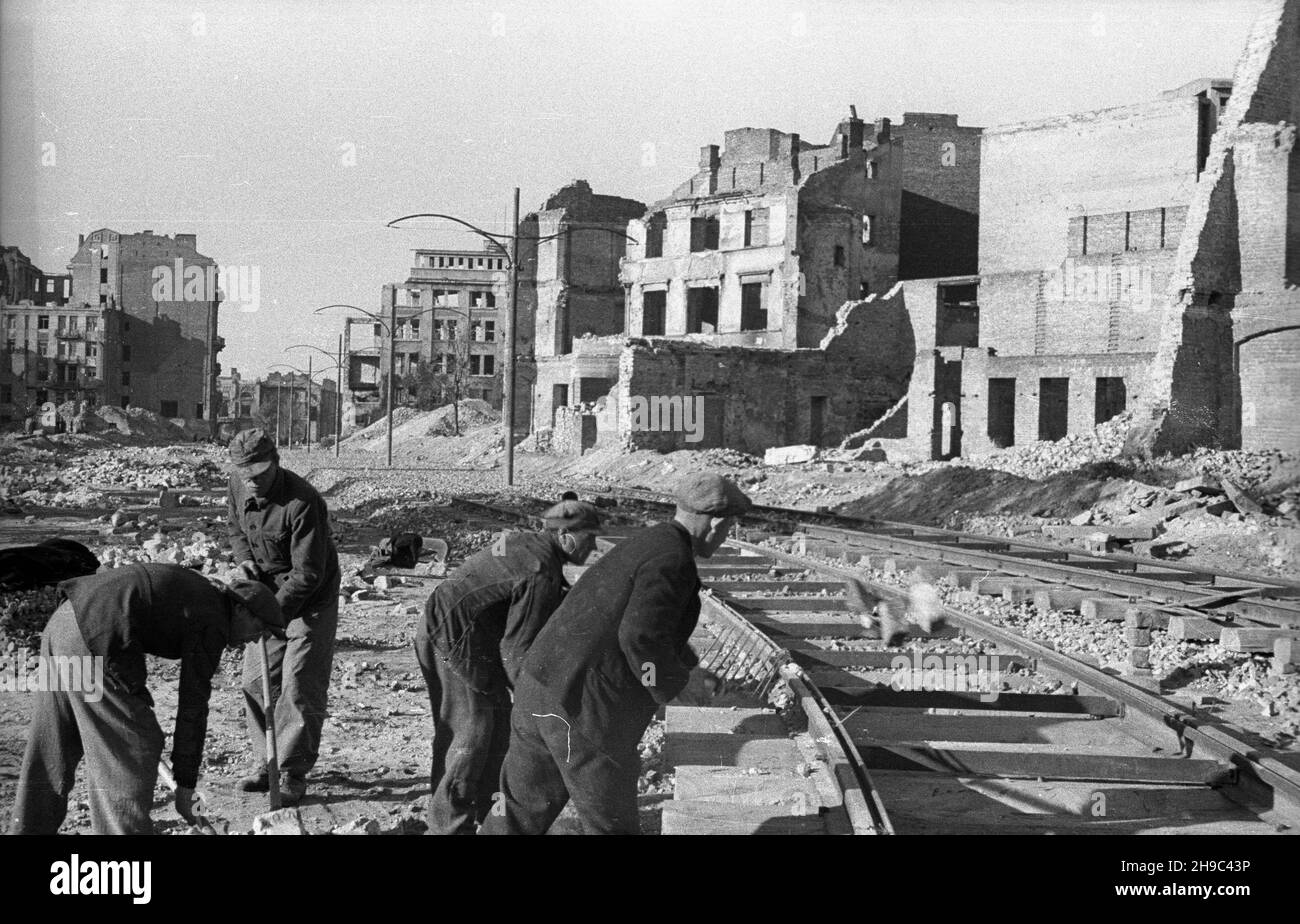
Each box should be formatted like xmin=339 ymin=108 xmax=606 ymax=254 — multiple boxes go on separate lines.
xmin=226 ymin=427 xmax=340 ymax=805
xmin=415 ymin=499 xmax=602 ymax=834
xmin=480 ymin=472 xmax=752 ymax=836
xmin=9 ymin=564 xmax=285 ymax=835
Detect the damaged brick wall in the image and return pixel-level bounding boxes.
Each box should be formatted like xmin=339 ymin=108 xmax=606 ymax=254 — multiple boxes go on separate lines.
xmin=1128 ymin=0 xmax=1300 ymax=455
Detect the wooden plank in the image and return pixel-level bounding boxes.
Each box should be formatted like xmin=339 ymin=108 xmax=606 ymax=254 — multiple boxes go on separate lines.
xmin=794 ymin=648 xmax=1034 ymax=671
xmin=841 ymin=713 xmax=1143 ymax=747
xmin=884 ymin=556 xmax=940 ymax=573
xmin=747 ymin=619 xmax=864 ymax=639
xmin=856 ymin=745 xmax=1231 ymax=784
xmin=1080 ymin=598 xmax=1141 ymax=621
xmin=1043 ymin=525 xmax=1157 ymax=540
xmin=972 ymin=576 xmax=1042 ymax=596
xmin=1220 ymin=627 xmax=1300 ymax=653
xmin=660 ymin=800 xmax=826 ymax=835
xmin=1033 ymin=588 xmax=1100 ymax=612
xmin=663 ymin=706 xmax=787 ymax=736
xmin=672 ymin=765 xmax=823 ymax=809
xmin=663 ymin=733 xmax=805 ymax=770
xmin=820 ymin=688 xmax=1121 ymax=716
xmin=1167 ymin=615 xmax=1224 ymax=641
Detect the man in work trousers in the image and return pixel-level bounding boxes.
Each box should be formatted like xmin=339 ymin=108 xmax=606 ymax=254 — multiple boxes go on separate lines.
xmin=227 ymin=428 xmax=341 ymax=805
xmin=415 ymin=500 xmax=603 ymax=834
xmin=8 ymin=564 xmax=284 ymax=834
xmin=479 ymin=472 xmax=751 ymax=835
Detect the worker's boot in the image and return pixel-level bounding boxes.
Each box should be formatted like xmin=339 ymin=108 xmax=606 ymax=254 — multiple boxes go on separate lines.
xmin=279 ymin=773 xmax=308 ymax=806
xmin=238 ymin=770 xmax=269 ymax=793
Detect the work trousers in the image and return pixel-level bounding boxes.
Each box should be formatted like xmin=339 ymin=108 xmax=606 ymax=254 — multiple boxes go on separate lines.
xmin=477 ymin=691 xmax=640 ymax=836
xmin=9 ymin=603 xmax=163 ymax=835
xmin=242 ymin=594 xmax=338 ymax=778
xmin=414 ymin=630 xmax=511 ymax=835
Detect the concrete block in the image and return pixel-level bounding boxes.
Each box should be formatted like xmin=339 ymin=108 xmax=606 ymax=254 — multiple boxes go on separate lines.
xmin=764 ymin=444 xmax=817 ymax=465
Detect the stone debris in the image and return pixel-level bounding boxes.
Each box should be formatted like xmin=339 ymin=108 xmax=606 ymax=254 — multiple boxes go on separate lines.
xmin=763 ymin=444 xmax=818 ymax=466
xmin=251 ymin=807 xmax=307 ymax=835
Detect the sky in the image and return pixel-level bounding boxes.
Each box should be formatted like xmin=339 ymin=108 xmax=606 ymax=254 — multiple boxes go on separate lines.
xmin=0 ymin=0 xmax=1259 ymax=382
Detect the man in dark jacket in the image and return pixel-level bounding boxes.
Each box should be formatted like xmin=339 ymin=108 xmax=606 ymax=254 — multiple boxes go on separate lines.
xmin=479 ymin=473 xmax=752 ymax=835
xmin=415 ymin=499 xmax=602 ymax=835
xmin=226 ymin=428 xmax=341 ymax=805
xmin=8 ymin=564 xmax=284 ymax=835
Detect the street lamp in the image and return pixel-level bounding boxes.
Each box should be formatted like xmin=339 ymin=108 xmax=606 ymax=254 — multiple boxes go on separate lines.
xmin=285 ymin=341 xmax=344 ymax=458
xmin=386 ymin=203 xmax=639 ymax=486
xmin=268 ymin=362 xmax=331 ymax=453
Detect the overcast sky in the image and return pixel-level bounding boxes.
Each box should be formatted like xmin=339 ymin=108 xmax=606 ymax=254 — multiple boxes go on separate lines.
xmin=1 ymin=0 xmax=1258 ymax=381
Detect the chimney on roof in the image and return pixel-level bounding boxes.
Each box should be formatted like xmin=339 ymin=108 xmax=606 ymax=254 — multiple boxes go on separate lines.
xmin=699 ymin=145 xmax=720 ymax=170
xmin=78 ymin=234 xmax=84 ymax=247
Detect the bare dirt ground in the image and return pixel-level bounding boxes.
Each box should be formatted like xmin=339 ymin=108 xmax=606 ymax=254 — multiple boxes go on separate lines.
xmin=1 ymin=404 xmax=1297 ymax=833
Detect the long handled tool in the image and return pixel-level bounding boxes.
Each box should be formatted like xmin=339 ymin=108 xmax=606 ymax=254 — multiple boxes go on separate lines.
xmin=259 ymin=634 xmax=282 ymax=811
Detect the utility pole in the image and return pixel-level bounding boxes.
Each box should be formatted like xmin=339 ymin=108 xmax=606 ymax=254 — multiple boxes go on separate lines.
xmin=305 ymin=354 xmax=312 ymax=454
xmin=387 ymin=285 xmax=397 ymax=468
xmin=504 ymin=186 xmax=520 ymax=486
xmin=335 ymin=333 xmax=343 ymax=459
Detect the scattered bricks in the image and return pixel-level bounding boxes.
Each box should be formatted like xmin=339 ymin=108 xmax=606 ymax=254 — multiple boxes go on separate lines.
xmin=1127 ymin=647 xmax=1151 ymax=669
xmin=1202 ymin=499 xmax=1234 ymax=517
xmin=252 ymin=808 xmax=306 ymax=835
xmin=1082 ymin=532 xmax=1115 ymax=554
xmin=1167 ymin=615 xmax=1222 ymax=641
xmin=1174 ymin=475 xmax=1221 ymax=495
xmin=1080 ymin=598 xmax=1134 ymax=621
xmin=1002 ymin=583 xmax=1055 ymax=605
xmin=1125 ymin=627 xmax=1153 ymax=646
xmin=1158 ymin=497 xmax=1207 ymax=522
xmin=1220 ymin=628 xmax=1300 ymax=654
xmin=971 ymin=576 xmax=1032 ymax=596
xmin=1220 ymin=478 xmax=1264 ymax=516
xmin=1123 ymin=608 xmax=1153 ymax=629
xmin=763 ymin=444 xmax=817 ymax=465
xmin=1273 ymin=638 xmax=1299 ymax=676
xmin=1032 ymin=588 xmax=1098 ymax=613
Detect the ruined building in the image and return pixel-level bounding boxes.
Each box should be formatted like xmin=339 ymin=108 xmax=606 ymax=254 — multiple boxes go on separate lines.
xmin=64 ymin=230 xmax=225 ymax=431
xmin=852 ymin=69 xmax=1262 ymax=460
xmin=1128 ymin=0 xmax=1300 ymax=455
xmin=529 ymin=111 xmax=980 ymax=454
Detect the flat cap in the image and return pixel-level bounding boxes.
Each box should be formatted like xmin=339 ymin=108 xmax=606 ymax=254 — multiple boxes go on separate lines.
xmin=223 ymin=579 xmax=286 ymax=636
xmin=229 ymin=428 xmax=277 ymax=474
xmin=541 ymin=499 xmax=602 ymax=532
xmin=675 ymin=472 xmax=753 ymax=517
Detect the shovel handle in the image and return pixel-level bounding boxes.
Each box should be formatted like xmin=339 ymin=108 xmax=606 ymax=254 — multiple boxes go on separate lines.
xmin=259 ymin=635 xmax=282 ymax=810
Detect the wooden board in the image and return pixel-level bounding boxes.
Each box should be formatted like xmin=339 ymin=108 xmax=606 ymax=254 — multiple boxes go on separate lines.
xmin=1219 ymin=627 xmax=1300 ymax=653
xmin=660 ymin=800 xmax=826 ymax=835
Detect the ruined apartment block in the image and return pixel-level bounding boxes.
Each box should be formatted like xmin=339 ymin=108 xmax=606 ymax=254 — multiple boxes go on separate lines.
xmin=65 ymin=229 xmax=224 ymax=430
xmin=533 ymin=111 xmax=980 ymax=452
xmin=854 ymin=76 xmax=1244 ymax=461
xmin=376 ymin=241 xmax=509 ymax=413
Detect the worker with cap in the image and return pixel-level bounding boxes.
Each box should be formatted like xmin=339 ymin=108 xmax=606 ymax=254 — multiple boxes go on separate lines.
xmin=8 ymin=563 xmax=284 ymax=835
xmin=415 ymin=498 xmax=602 ymax=835
xmin=479 ymin=472 xmax=752 ymax=835
xmin=226 ymin=427 xmax=341 ymax=806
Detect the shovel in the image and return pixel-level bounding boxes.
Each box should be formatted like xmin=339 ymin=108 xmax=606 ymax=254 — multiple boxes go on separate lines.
xmin=259 ymin=633 xmax=282 ymax=811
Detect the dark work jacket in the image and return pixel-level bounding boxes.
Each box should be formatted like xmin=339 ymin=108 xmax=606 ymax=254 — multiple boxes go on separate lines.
xmin=422 ymin=530 xmax=568 ymax=694
xmin=59 ymin=564 xmax=232 ymax=789
xmin=226 ymin=467 xmax=340 ymax=620
xmin=517 ymin=521 xmax=702 ymax=758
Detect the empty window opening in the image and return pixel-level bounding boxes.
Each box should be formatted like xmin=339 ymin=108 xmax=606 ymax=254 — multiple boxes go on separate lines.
xmin=551 ymin=384 xmax=569 ymax=426
xmin=834 ymin=245 xmax=845 ymax=267
xmin=578 ymin=377 xmax=612 ymax=403
xmin=1095 ymin=377 xmax=1127 ymax=425
xmin=988 ymin=378 xmax=1015 ymax=448
xmin=1038 ymin=378 xmax=1069 ymax=442
xmin=642 ymin=290 xmax=666 ymax=336
xmin=809 ymin=396 xmax=827 ymax=445
xmin=686 ymin=287 xmax=719 ymax=334
xmin=644 ymin=215 xmax=666 ymax=258
xmin=690 ymin=216 xmax=720 ymax=252
xmin=160 ymin=400 xmax=178 ymax=418
xmin=936 ymin=283 xmax=979 ymax=348
xmin=740 ymin=282 xmax=766 ymax=331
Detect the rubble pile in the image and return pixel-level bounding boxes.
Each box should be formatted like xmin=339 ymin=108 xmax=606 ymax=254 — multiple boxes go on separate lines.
xmin=0 ymin=586 xmax=63 ymax=649
xmin=955 ymin=412 xmax=1133 ymax=480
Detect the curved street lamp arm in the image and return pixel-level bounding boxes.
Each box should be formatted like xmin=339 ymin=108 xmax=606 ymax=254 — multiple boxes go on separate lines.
xmin=385 ymin=213 xmax=512 ymax=260
xmin=529 ymin=224 xmax=640 ymax=246
xmin=313 ymin=303 xmax=390 ymax=332
xmin=285 ymin=343 xmax=341 ymax=361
